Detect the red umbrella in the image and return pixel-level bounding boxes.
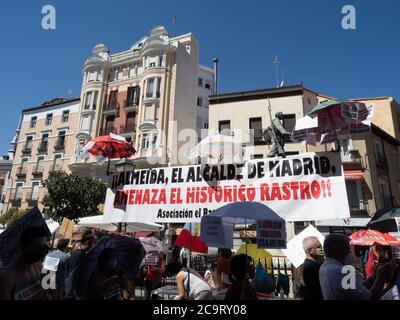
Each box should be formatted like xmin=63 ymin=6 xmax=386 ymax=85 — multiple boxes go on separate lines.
xmin=83 ymin=134 xmax=136 ymax=174
xmin=349 ymin=230 xmax=400 ymax=246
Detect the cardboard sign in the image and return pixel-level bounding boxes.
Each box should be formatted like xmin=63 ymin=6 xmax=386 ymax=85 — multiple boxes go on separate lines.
xmin=282 ymin=225 xmax=325 ymax=268
xmin=0 ymin=207 xmax=51 ymax=266
xmin=256 ymin=219 xmax=286 ymax=249
xmin=59 ymin=218 xmax=75 ymax=239
xmin=104 ymin=153 xmax=350 ymax=223
xmin=200 ymin=216 xmax=225 ymax=246
xmin=204 ymin=223 xmax=233 ymax=249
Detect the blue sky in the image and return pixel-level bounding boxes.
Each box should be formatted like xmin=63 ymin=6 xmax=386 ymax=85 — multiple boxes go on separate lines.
xmin=0 ymin=0 xmax=399 ymax=153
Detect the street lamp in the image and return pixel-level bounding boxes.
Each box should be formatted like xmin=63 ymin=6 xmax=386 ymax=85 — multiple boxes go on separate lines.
xmin=114 ymin=158 xmax=135 ymax=173
xmin=114 ymin=158 xmax=135 ymax=234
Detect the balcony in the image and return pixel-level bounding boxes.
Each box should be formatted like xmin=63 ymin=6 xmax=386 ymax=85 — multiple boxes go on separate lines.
xmin=32 ymin=166 xmax=44 ymax=178
xmin=142 ymin=94 xmax=160 ymax=105
xmin=16 ymin=167 xmax=27 ymax=179
xmin=340 ymin=150 xmax=365 ymax=170
xmin=37 ymin=141 xmax=48 ymax=153
xmin=103 ymin=102 xmax=119 ymax=115
xmin=21 ymin=147 xmax=32 ymax=155
xmin=49 ymin=163 xmax=63 ymax=172
xmin=100 ymin=125 xmax=117 ymax=136
xmin=124 ymin=99 xmax=139 ymax=113
xmin=120 ymin=124 xmax=136 ymax=135
xmin=26 ymin=195 xmax=39 ymax=206
xmin=11 ymin=192 xmax=23 ymax=206
xmin=54 ymin=140 xmax=65 ymax=151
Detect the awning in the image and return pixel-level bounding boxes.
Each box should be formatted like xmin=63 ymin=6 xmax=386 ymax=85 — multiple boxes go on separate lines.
xmin=344 ymin=170 xmax=364 ymax=180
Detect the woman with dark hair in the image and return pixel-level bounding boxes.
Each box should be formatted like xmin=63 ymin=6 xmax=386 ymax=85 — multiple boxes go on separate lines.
xmin=224 ymin=254 xmax=257 ymax=301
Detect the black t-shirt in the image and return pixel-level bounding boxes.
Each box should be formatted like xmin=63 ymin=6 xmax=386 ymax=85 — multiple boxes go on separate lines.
xmin=302 ymin=258 xmax=323 ymax=300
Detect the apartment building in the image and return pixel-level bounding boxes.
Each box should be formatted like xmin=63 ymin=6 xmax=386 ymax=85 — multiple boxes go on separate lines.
xmin=209 ymin=85 xmax=400 ymax=236
xmin=70 ymin=25 xmax=214 ymax=179
xmin=3 ymin=98 xmax=80 ymax=213
xmin=196 ymin=65 xmax=214 ymax=140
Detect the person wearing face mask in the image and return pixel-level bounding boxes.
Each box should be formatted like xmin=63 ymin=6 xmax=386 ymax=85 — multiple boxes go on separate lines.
xmin=0 ymin=226 xmax=50 ymax=300
xmin=319 ymin=234 xmax=394 ymax=300
xmin=85 ymin=248 xmax=131 ymax=300
xmin=300 ymin=237 xmax=324 ymax=300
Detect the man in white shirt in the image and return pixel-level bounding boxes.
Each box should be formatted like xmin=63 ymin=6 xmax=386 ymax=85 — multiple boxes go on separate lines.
xmin=319 ymin=234 xmax=393 ymax=300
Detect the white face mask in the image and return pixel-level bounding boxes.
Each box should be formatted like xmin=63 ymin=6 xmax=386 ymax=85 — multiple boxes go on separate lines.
xmin=344 ymin=253 xmax=356 ymax=266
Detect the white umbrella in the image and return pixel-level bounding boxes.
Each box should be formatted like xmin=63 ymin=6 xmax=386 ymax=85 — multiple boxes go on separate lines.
xmin=186 ymin=134 xmax=244 ymax=165
xmin=77 ymin=215 xmax=163 ymax=232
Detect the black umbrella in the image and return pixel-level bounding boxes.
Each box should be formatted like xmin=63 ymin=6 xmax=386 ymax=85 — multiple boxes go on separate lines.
xmin=367 ymin=206 xmax=400 ymax=233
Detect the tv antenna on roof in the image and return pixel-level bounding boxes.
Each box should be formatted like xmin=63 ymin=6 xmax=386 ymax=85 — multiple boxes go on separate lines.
xmin=273 ymin=54 xmax=280 ymax=88
xmin=173 ymin=16 xmax=177 ymax=37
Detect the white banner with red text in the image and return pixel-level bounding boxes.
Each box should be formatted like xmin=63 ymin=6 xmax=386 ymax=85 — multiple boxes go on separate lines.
xmin=103 ymin=152 xmax=350 ymax=223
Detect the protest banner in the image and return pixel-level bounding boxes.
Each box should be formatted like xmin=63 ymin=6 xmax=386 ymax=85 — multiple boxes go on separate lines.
xmin=104 ymin=152 xmax=349 ymax=223
xmin=0 ymin=207 xmax=51 ymax=266
xmin=256 ymin=219 xmax=286 ymax=249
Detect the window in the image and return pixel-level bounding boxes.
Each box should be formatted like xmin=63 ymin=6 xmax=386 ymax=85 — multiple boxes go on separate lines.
xmin=219 ymin=120 xmax=231 ymax=135
xmin=30 ymin=116 xmax=37 ymax=128
xmin=374 ymin=139 xmax=385 ymax=165
xmin=204 ymin=122 xmax=209 ymax=129
xmin=346 ymin=180 xmax=361 ymax=209
xmin=53 ymin=154 xmax=62 ymax=171
xmin=205 ymin=82 xmax=211 ymax=90
xmin=152 ymin=133 xmax=158 ymax=147
xmin=379 ymin=177 xmax=392 ymax=208
xmin=62 ymin=110 xmax=70 ymax=123
xmin=282 ymin=114 xmax=296 ymax=143
xmin=249 ymin=117 xmax=263 ymax=143
xmin=146 ymin=78 xmax=154 ymax=97
xmin=159 ymin=55 xmax=164 ymax=67
xmin=105 ymin=116 xmax=115 ymax=134
xmin=15 ymin=182 xmax=23 ymax=199
xmin=84 ymin=91 xmax=98 ymax=110
xmin=35 ymin=156 xmax=44 ymax=172
xmin=141 ymin=134 xmax=150 ymax=150
xmin=393 ymin=149 xmax=399 ymax=168
xmin=197 ymin=97 xmax=203 ymax=107
xmin=21 ymin=158 xmax=28 ymax=167
xmin=156 ymin=78 xmax=161 ymax=98
xmin=198 ymin=78 xmax=203 ymax=87
xmin=125 ymin=112 xmax=136 ymax=132
xmin=45 ymin=114 xmax=53 ymax=126
xmin=57 ymin=131 xmax=66 ymax=147
xmin=40 ymin=133 xmax=49 ymax=150
xmin=81 ymin=114 xmax=90 ymax=131
xmin=108 ymin=90 xmax=118 ymax=108
xmin=25 ymin=136 xmax=33 ymax=150
xmin=127 ymin=86 xmax=140 ymax=106
xmin=31 ymin=182 xmax=40 ymax=200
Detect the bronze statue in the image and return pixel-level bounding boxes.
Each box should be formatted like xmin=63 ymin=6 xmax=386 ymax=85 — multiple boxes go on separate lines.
xmin=263 ymin=111 xmax=291 ymax=157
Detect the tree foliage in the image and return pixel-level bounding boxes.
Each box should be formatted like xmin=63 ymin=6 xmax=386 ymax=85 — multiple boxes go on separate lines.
xmin=42 ymin=171 xmax=107 ymax=223
xmin=0 ymin=208 xmax=26 ymax=228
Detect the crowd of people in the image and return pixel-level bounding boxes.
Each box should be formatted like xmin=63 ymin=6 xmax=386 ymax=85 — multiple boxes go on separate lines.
xmin=0 ymin=226 xmax=399 ymax=301
xmin=297 ymin=234 xmax=399 ymax=300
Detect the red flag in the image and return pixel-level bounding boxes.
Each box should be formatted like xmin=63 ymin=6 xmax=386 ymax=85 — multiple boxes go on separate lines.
xmin=174 ymin=223 xmax=208 ymax=254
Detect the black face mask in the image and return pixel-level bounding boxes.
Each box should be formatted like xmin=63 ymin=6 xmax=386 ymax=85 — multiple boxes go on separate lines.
xmin=26 ymin=245 xmax=49 ymax=263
